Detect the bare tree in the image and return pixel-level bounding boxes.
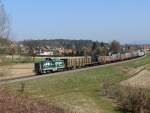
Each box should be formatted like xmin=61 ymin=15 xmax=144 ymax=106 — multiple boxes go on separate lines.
xmin=0 ymin=0 xmax=10 ymax=55
xmin=0 ymin=0 xmax=10 ymax=39
xmin=0 ymin=1 xmax=11 ymax=77
xmin=110 ymin=40 xmax=121 ymax=53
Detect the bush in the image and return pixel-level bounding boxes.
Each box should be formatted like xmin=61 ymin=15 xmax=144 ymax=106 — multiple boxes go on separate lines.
xmin=118 ymin=86 xmax=150 ymax=113
xmin=101 ymin=80 xmax=150 ymax=113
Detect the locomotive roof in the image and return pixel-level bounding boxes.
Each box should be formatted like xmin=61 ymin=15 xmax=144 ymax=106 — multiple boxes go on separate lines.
xmin=45 ymin=58 xmax=63 ymax=62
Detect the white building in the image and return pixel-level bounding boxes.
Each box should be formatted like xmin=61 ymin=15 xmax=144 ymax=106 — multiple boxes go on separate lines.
xmin=39 ymin=51 xmax=54 ymax=56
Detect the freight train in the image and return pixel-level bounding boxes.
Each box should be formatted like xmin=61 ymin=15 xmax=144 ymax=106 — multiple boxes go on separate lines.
xmin=34 ymin=50 xmax=145 ymax=75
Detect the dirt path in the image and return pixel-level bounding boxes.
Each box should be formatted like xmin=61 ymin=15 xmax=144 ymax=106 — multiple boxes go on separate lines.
xmin=121 ymin=66 xmax=150 ymax=88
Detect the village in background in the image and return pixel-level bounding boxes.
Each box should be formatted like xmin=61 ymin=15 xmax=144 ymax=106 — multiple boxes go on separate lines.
xmin=0 ymin=38 xmax=150 ymax=58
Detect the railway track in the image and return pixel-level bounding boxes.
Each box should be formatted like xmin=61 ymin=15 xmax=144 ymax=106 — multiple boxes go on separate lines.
xmin=0 ymin=55 xmax=146 ymax=85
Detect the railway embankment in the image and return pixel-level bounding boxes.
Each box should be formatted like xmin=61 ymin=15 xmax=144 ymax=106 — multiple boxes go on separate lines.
xmin=117 ymin=64 xmax=150 ymax=113
xmin=120 ymin=64 xmax=150 ymax=88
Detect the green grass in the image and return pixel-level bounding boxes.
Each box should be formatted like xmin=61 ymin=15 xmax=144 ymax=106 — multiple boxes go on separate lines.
xmin=121 ymin=54 xmax=150 ymax=68
xmin=4 ymin=55 xmax=44 ymax=64
xmin=9 ymin=55 xmax=150 ymax=113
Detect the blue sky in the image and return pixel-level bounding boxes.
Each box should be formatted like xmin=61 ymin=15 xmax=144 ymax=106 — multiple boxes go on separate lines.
xmin=2 ymin=0 xmax=150 ymax=44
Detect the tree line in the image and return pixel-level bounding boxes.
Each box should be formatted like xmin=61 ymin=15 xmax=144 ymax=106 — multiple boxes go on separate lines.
xmin=19 ymin=39 xmax=123 ymax=56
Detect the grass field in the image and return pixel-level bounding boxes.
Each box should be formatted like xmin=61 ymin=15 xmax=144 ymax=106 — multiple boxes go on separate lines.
xmin=9 ymin=55 xmax=150 ymax=113
xmin=5 ymin=55 xmax=44 ymax=63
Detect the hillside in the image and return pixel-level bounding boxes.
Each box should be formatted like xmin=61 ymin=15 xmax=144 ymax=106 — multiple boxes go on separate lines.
xmin=7 ymin=55 xmax=150 ymax=113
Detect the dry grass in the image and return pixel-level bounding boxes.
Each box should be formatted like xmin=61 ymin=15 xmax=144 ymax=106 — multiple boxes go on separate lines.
xmin=0 ymin=87 xmax=72 ymax=113
xmin=121 ymin=67 xmax=150 ymax=88
xmin=0 ymin=57 xmax=34 ymax=80
xmin=0 ymin=56 xmax=12 ymax=78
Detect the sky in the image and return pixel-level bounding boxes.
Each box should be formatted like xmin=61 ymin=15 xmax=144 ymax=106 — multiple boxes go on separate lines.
xmin=2 ymin=0 xmax=150 ymax=44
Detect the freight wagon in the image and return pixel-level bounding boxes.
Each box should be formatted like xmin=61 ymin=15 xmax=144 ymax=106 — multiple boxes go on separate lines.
xmin=62 ymin=56 xmax=92 ymax=69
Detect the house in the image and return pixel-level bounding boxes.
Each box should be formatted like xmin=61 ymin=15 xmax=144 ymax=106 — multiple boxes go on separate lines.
xmin=64 ymin=48 xmax=74 ymax=55
xmin=37 ymin=47 xmax=54 ymax=56
xmin=56 ymin=48 xmax=65 ymax=55
xmin=144 ymin=45 xmax=150 ymax=51
xmin=39 ymin=51 xmax=54 ymax=56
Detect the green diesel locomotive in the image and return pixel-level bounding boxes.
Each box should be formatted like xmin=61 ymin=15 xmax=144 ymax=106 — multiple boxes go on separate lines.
xmin=34 ymin=58 xmax=65 ymax=74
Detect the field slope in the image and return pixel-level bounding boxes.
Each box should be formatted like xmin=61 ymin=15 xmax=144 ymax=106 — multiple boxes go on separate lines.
xmin=9 ymin=55 xmax=150 ymax=113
